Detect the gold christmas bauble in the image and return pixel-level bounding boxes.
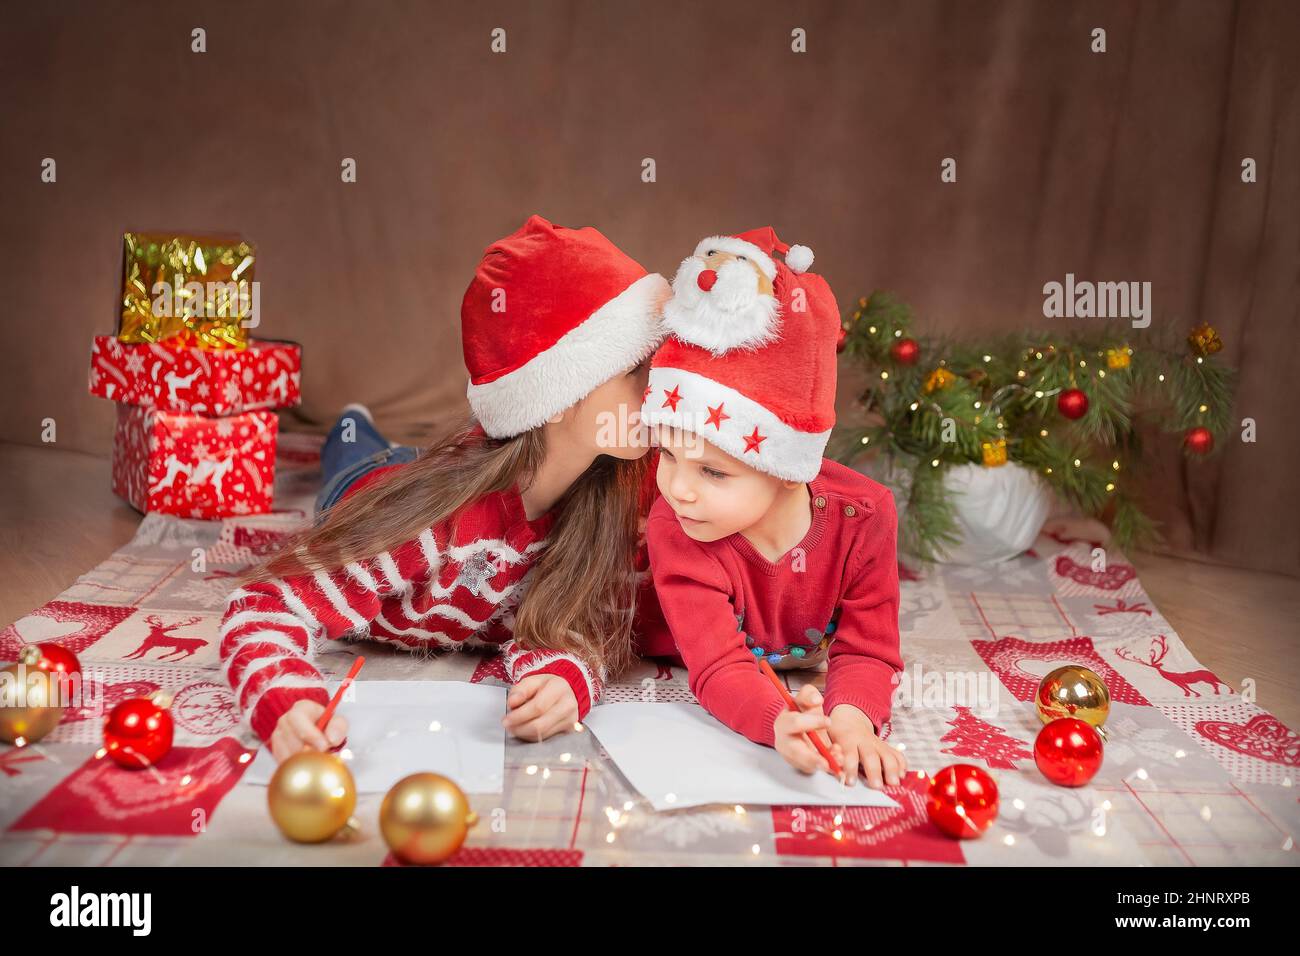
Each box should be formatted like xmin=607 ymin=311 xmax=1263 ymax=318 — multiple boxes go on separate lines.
xmin=267 ymin=751 xmax=357 ymax=843
xmin=0 ymin=647 xmax=65 ymax=745
xmin=379 ymin=772 xmax=478 ymax=865
xmin=1036 ymin=665 xmax=1110 ymax=728
xmin=1187 ymin=322 xmax=1222 ymax=357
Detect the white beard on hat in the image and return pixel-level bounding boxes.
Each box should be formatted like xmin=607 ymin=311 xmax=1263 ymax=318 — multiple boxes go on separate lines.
xmin=662 ymin=255 xmax=780 ymax=356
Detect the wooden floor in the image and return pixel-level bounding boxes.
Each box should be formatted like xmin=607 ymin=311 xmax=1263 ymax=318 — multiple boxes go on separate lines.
xmin=3 ymin=440 xmax=1298 ymax=729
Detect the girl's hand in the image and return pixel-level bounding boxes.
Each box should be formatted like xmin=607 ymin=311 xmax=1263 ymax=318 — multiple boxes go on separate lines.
xmin=827 ymin=704 xmax=908 ymax=789
xmin=270 ymin=699 xmax=348 ymax=765
xmin=502 ymin=674 xmax=579 ymax=742
xmin=772 ymin=683 xmax=845 ymax=777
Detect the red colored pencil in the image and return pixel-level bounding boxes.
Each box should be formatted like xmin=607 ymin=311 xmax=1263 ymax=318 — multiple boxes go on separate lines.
xmin=758 ymin=658 xmax=844 ymax=780
xmin=316 ymin=656 xmax=365 ymax=732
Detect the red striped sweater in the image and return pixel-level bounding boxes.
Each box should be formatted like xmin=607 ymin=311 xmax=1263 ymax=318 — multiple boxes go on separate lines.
xmin=219 ymin=477 xmax=608 ymax=744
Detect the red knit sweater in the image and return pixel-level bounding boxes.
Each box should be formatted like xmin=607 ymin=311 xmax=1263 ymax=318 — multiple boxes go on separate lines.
xmin=342 ymin=462 xmax=677 ymax=658
xmin=646 ymin=458 xmax=903 ymax=748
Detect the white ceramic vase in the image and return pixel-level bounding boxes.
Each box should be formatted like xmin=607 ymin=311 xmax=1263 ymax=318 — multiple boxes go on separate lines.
xmin=855 ymin=457 xmax=1053 ymax=564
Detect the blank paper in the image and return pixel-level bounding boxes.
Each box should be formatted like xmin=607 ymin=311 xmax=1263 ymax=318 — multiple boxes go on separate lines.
xmin=584 ymin=702 xmax=901 ymax=811
xmin=242 ymin=680 xmax=505 ymax=794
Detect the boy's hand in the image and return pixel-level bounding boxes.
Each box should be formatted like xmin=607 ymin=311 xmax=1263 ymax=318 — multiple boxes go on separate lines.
xmin=827 ymin=704 xmax=908 ymax=789
xmin=502 ymin=673 xmax=579 ymax=742
xmin=270 ymin=699 xmax=348 ymax=765
xmin=773 ymin=683 xmax=845 ymax=777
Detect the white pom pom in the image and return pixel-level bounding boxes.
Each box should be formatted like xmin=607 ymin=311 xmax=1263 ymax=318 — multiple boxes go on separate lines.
xmin=784 ymin=244 xmax=814 ymax=274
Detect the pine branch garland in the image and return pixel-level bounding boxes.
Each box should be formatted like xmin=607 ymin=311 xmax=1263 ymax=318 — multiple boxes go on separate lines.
xmin=834 ymin=294 xmax=1235 ymax=562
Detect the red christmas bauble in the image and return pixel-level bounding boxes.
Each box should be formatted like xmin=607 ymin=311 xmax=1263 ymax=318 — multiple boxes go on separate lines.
xmin=926 ymin=764 xmax=999 ymax=839
xmin=1034 ymin=717 xmax=1104 ymax=787
xmin=836 ymin=326 xmax=849 ymax=353
xmin=1057 ymin=388 xmax=1089 ymax=420
xmin=104 ymin=697 xmax=174 ymax=769
xmin=1184 ymin=426 xmax=1213 ymax=455
xmin=34 ymin=642 xmax=81 ymax=680
xmin=890 ymin=337 xmax=920 ymax=365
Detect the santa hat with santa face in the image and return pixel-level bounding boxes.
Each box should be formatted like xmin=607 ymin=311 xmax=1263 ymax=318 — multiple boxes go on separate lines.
xmin=462 ymin=215 xmax=671 ymax=438
xmin=641 ymin=227 xmax=839 ymax=483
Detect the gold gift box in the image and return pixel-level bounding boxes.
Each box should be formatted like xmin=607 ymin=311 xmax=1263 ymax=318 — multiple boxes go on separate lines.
xmin=119 ymin=232 xmax=257 ymax=349
xmin=981 ymin=437 xmax=1008 ymax=467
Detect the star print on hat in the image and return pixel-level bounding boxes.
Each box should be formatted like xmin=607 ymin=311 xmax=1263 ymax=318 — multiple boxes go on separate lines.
xmin=462 ymin=215 xmax=671 ymax=438
xmin=641 ymin=227 xmax=840 ymax=483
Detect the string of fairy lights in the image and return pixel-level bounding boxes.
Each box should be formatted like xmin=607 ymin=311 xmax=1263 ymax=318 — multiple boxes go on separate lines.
xmin=833 ymin=293 xmax=1235 ymax=561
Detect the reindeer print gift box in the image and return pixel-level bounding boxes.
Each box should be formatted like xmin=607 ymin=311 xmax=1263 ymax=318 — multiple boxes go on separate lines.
xmin=111 ymin=405 xmax=278 ymax=518
xmin=88 ymin=335 xmax=302 ymax=416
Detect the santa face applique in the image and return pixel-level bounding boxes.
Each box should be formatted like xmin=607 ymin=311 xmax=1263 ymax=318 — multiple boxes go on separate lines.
xmin=663 ymin=248 xmax=780 ymax=356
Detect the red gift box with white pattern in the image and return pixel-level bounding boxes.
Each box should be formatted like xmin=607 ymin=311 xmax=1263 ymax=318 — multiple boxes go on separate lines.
xmin=111 ymin=405 xmax=278 ymax=518
xmin=88 ymin=335 xmax=301 ymax=416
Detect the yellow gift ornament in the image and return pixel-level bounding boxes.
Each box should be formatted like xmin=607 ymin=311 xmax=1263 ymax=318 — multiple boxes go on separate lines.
xmin=119 ymin=232 xmax=257 ymax=349
xmin=1106 ymin=347 xmax=1132 ymax=370
xmin=923 ymin=367 xmax=956 ymax=394
xmin=981 ymin=437 xmax=1008 ymax=467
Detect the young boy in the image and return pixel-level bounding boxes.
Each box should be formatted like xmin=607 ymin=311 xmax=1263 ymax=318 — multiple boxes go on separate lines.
xmin=642 ymin=228 xmax=907 ymax=789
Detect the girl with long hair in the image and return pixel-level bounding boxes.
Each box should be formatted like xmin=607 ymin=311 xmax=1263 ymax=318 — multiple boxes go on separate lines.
xmin=218 ymin=216 xmax=670 ymax=763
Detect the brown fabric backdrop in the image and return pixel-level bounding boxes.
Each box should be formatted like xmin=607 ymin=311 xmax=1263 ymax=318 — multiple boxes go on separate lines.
xmin=2 ymin=0 xmax=1297 ymax=576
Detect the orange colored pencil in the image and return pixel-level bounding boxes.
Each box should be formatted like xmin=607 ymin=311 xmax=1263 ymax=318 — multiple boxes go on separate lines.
xmin=316 ymin=656 xmax=365 ymax=732
xmin=758 ymin=658 xmax=844 ymax=779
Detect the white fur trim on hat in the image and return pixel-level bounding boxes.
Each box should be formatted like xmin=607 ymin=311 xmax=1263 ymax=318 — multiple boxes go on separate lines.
xmin=468 ymin=272 xmax=670 ymax=438
xmin=641 ymin=366 xmax=830 ymax=483
xmin=692 ymin=236 xmax=777 ymax=280
xmin=784 ymin=244 xmax=814 ymax=274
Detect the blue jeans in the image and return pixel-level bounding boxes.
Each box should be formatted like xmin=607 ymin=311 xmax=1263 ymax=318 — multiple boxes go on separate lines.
xmin=314 ymin=411 xmax=420 ymax=520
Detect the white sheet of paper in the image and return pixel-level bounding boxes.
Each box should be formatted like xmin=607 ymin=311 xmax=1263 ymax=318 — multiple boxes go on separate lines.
xmin=242 ymin=680 xmax=505 ymax=794
xmin=584 ymin=702 xmax=900 ymax=811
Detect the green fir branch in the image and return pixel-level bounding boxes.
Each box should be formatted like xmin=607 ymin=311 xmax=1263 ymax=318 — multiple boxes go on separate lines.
xmin=832 ymin=292 xmax=1236 ymax=564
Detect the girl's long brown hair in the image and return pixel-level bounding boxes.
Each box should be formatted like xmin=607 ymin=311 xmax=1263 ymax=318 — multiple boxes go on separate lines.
xmin=237 ymin=416 xmax=649 ymax=679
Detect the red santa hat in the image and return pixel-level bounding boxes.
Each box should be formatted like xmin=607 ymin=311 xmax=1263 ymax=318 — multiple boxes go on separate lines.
xmin=462 ymin=215 xmax=670 ymax=438
xmin=641 ymin=227 xmax=838 ymax=483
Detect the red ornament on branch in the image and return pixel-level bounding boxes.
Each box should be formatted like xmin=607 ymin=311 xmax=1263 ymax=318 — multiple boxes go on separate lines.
xmin=104 ymin=695 xmax=174 ymax=769
xmin=1057 ymin=388 xmax=1089 ymax=420
xmin=836 ymin=326 xmax=849 ymax=353
xmin=1034 ymin=717 xmax=1103 ymax=787
xmin=1183 ymin=426 xmax=1214 ymax=455
xmin=926 ymin=763 xmax=999 ymax=839
xmin=890 ymin=337 xmax=920 ymax=365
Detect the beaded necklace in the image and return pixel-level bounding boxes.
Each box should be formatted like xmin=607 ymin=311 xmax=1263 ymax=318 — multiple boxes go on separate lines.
xmin=737 ymin=607 xmax=843 ymax=667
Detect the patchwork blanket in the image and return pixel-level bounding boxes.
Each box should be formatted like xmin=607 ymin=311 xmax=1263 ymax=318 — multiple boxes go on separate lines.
xmin=1 ymin=434 xmax=1295 ymax=866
